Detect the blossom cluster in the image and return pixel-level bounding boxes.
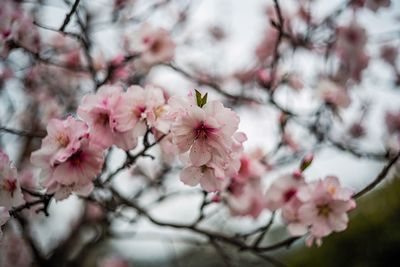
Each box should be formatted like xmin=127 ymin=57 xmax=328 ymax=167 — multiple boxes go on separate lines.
xmin=23 ymin=85 xmax=359 ymax=246
xmin=222 ymin=152 xmax=357 ymax=246
xmin=0 ymin=0 xmax=40 ymax=57
xmin=223 ymin=151 xmax=267 ymax=218
xmin=265 ymin=172 xmax=356 ymax=246
xmin=29 ymin=87 xmax=245 ymax=200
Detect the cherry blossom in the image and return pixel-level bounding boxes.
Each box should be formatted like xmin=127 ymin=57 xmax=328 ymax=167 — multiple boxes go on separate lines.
xmin=180 ymin=164 xmax=228 ymax=192
xmin=114 ymin=84 xmax=171 ymax=136
xmin=170 ymin=91 xmax=246 ymax=191
xmin=99 ymin=257 xmax=131 ymax=267
xmin=0 ymin=231 xmax=33 ymax=267
xmin=31 ymin=117 xmax=105 ymax=200
xmin=318 ymin=79 xmax=351 ymax=108
xmin=365 ymin=0 xmax=391 ymax=12
xmin=297 ymin=176 xmax=356 ymax=246
xmin=224 ymin=152 xmax=267 ymax=218
xmin=0 ymin=1 xmax=40 ymax=57
xmin=281 ymin=196 xmax=308 ymax=236
xmin=0 ymin=150 xmax=24 ymax=208
xmin=265 ymin=172 xmax=306 ymax=211
xmin=225 ymin=178 xmax=265 ymax=218
xmin=36 ymin=139 xmax=104 ymax=200
xmin=125 ymin=23 xmax=175 ymax=68
xmin=381 ymin=45 xmax=398 ymax=67
xmin=170 ymin=94 xmax=242 ymax=166
xmin=385 ymin=110 xmax=400 ymax=134
xmin=78 ymin=85 xmax=138 ymax=150
xmin=335 ymin=21 xmax=369 ymax=83
xmin=30 ymin=116 xmax=89 ymax=166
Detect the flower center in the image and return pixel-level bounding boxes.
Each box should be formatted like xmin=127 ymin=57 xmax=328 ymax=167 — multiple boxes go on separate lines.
xmin=346 ymin=30 xmax=359 ymax=43
xmin=56 ymin=133 xmax=70 ymax=147
xmin=2 ymin=179 xmax=17 ymax=196
xmin=194 ymin=122 xmax=216 ymax=140
xmin=327 ymin=185 xmax=337 ymax=196
xmin=283 ymin=188 xmax=297 ymax=202
xmin=150 ymin=39 xmax=163 ymax=54
xmin=132 ymin=106 xmax=146 ymax=119
xmin=155 ymin=105 xmax=165 ymax=118
xmin=317 ymin=204 xmax=332 ymax=217
xmin=200 ymin=165 xmax=208 ymax=173
xmin=96 ymin=113 xmax=110 ymax=126
xmin=68 ymin=150 xmax=84 ymax=167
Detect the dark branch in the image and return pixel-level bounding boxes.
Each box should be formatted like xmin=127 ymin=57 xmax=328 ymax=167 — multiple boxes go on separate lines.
xmin=59 ymin=0 xmax=81 ymax=32
xmin=354 ymin=150 xmax=400 ymax=199
xmin=0 ymin=126 xmax=46 ymax=138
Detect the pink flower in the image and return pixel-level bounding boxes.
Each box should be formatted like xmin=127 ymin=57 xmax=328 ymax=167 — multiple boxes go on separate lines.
xmin=336 ymin=22 xmax=367 ymax=58
xmin=0 ymin=207 xmax=10 ymax=241
xmin=281 ymin=196 xmax=308 ymax=236
xmin=265 ymin=172 xmax=305 ymax=211
xmin=0 ymin=231 xmax=33 ymax=267
xmin=318 ymin=79 xmax=351 ymax=108
xmin=114 ymin=85 xmax=171 ymax=136
xmin=0 ymin=150 xmax=24 ymax=208
xmin=225 ymin=178 xmax=265 ymax=218
xmin=31 ymin=116 xmax=89 ymax=166
xmin=126 ymin=23 xmax=175 ymax=67
xmin=180 ymin=164 xmax=227 ymax=192
xmin=84 ymin=202 xmax=105 ymax=221
xmin=78 ymin=85 xmax=138 ymax=150
xmin=14 ymin=16 xmax=41 ymax=54
xmin=171 ymin=98 xmax=241 ymax=166
xmin=287 ymin=73 xmax=304 ymax=91
xmin=255 ymin=27 xmax=278 ymax=63
xmin=224 ymin=152 xmax=267 ymax=218
xmin=0 ymin=1 xmax=22 ymax=57
xmin=297 ymin=176 xmax=356 ymax=246
xmin=99 ymin=257 xmax=130 ymax=267
xmin=282 ymin=131 xmax=300 ymax=152
xmin=33 ymin=136 xmax=104 ymax=200
xmin=114 ymin=0 xmax=136 ymax=11
xmin=108 ymin=54 xmax=130 ymax=82
xmin=335 ymin=22 xmax=369 ymax=83
xmin=234 ymin=152 xmax=266 ymax=184
xmin=171 ymin=91 xmax=246 ymax=191
xmin=348 ymin=122 xmax=365 ymax=138
xmin=385 ymin=110 xmax=400 ymax=134
xmin=18 ymin=169 xmax=43 ymax=215
xmin=365 ymin=0 xmax=391 ymax=12
xmin=31 ymin=125 xmax=104 ymax=200
xmin=381 ymin=45 xmax=398 ymax=67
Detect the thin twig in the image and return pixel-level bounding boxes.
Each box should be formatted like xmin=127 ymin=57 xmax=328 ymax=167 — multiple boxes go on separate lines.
xmin=0 ymin=126 xmax=46 ymax=138
xmin=59 ymin=0 xmax=81 ymax=32
xmin=354 ymin=151 xmax=400 ymax=199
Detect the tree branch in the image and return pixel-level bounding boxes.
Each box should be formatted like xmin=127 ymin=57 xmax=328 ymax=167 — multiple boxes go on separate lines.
xmin=59 ymin=0 xmax=81 ymax=32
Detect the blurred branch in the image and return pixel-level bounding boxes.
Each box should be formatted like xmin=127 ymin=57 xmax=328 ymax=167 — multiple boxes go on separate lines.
xmin=102 ymin=132 xmax=167 ymax=185
xmin=0 ymin=126 xmax=46 ymax=138
xmin=163 ymin=63 xmax=261 ymax=104
xmin=109 ymin=185 xmax=300 ymax=253
xmin=7 ymin=40 xmax=88 ymax=72
xmin=354 ymin=150 xmax=400 ymax=199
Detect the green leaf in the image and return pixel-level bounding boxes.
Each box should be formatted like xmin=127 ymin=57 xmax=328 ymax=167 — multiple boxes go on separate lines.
xmin=195 ymin=89 xmax=202 ymax=107
xmin=195 ymin=90 xmax=208 ymax=108
xmin=201 ymin=93 xmax=208 ymax=107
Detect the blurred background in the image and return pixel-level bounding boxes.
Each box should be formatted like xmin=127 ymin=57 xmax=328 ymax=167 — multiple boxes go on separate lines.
xmin=1 ymin=0 xmax=400 ymax=266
